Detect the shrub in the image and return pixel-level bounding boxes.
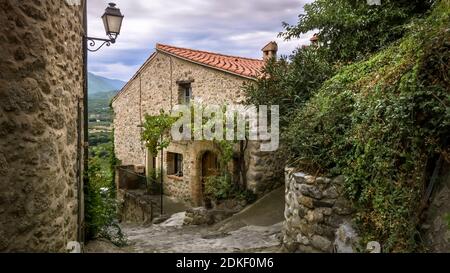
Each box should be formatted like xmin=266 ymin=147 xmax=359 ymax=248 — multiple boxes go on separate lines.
xmin=204 ymin=173 xmax=257 ymax=204
xmin=85 ymin=157 xmax=126 ymax=246
xmin=245 ymin=47 xmax=334 ymax=128
xmin=281 ymin=0 xmax=435 ymax=63
xmin=285 ymin=1 xmax=449 ymax=252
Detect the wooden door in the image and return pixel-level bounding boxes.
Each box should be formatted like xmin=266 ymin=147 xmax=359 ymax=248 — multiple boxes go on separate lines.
xmin=201 ymin=151 xmax=219 ymax=208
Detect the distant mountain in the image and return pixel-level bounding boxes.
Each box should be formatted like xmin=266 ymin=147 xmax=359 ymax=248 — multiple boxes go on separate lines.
xmin=88 ymin=72 xmax=126 ymax=95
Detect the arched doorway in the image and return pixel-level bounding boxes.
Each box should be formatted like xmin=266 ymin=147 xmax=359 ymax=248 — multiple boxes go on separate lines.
xmin=201 ymin=151 xmax=219 ymax=208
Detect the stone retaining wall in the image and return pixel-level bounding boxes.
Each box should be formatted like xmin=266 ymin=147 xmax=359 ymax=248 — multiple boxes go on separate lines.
xmin=118 ymin=190 xmax=155 ymax=225
xmin=283 ymin=168 xmax=358 ymax=253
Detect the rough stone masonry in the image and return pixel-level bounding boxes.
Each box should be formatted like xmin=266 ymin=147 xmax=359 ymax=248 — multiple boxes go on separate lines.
xmin=283 ymin=168 xmax=358 ymax=253
xmin=0 ymin=0 xmax=85 ymax=252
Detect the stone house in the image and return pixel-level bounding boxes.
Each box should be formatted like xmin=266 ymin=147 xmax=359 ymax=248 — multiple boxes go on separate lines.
xmin=112 ymin=42 xmax=283 ymax=206
xmin=0 ymin=0 xmax=85 ymax=252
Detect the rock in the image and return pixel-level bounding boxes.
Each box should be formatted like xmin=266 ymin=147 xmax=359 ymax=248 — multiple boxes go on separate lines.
xmin=305 ymin=176 xmax=317 ymax=185
xmin=183 ymin=216 xmax=194 ymax=225
xmin=313 ymin=199 xmax=335 ymax=208
xmin=298 ymin=196 xmax=314 ymax=209
xmin=333 ymin=199 xmax=354 ymax=216
xmin=299 ymin=185 xmax=323 ymax=200
xmin=298 ymin=220 xmax=312 ymax=236
xmin=311 ymin=235 xmax=332 ymax=252
xmin=316 ymin=177 xmax=332 ymax=185
xmin=282 ymin=242 xmax=299 ymax=253
xmin=306 ymin=210 xmax=324 ymax=224
xmin=313 ymin=224 xmax=335 ymax=238
xmin=290 ymin=214 xmax=302 ymax=227
xmin=297 ymin=205 xmax=309 ymax=218
xmin=323 ymin=186 xmax=339 ymax=199
xmin=293 ymin=173 xmax=308 ymax=184
xmin=326 ymin=214 xmax=346 ymax=229
xmin=297 ymin=245 xmax=322 ymax=253
xmin=297 ymin=235 xmax=310 ymax=246
xmin=318 ymin=208 xmax=333 ymax=216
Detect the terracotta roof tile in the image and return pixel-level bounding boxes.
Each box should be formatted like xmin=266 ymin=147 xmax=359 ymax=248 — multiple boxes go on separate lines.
xmin=156 ymin=43 xmax=265 ymax=79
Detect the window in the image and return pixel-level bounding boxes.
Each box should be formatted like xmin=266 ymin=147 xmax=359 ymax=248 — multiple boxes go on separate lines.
xmin=167 ymin=152 xmax=183 ymax=177
xmin=179 ymin=83 xmax=192 ymax=104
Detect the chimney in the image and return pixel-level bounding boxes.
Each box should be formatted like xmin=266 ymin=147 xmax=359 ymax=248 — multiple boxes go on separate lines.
xmin=262 ymin=41 xmax=278 ymax=62
xmin=310 ymin=34 xmax=319 ymax=47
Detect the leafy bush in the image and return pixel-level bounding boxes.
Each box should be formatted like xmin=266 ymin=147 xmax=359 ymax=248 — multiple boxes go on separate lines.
xmin=281 ymin=0 xmax=435 ymax=63
xmin=285 ymin=2 xmax=449 ymax=252
xmin=142 ymin=110 xmax=177 ymax=155
xmin=245 ymin=47 xmax=334 ymax=128
xmin=89 ymin=132 xmax=112 ymax=147
xmin=204 ymin=174 xmax=234 ymax=201
xmin=85 ymin=157 xmax=126 ymax=246
xmin=86 ymin=129 xmax=125 ymax=246
xmin=205 ymin=173 xmax=257 ymax=204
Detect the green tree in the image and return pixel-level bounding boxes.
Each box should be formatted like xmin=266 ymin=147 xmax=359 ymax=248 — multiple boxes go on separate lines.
xmin=245 ymin=46 xmax=333 ymax=129
xmin=281 ymin=0 xmax=435 ymax=63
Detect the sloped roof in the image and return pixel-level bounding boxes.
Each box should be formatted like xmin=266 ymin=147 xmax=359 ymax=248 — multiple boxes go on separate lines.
xmin=156 ymin=43 xmax=265 ymax=79
xmin=113 ymin=44 xmax=266 ymax=103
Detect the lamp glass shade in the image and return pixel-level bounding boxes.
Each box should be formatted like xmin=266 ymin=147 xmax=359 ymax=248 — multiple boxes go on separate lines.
xmin=102 ymin=3 xmax=124 ymax=36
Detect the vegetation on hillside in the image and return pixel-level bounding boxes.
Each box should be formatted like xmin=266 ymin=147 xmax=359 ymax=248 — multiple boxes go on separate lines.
xmin=245 ymin=0 xmax=448 ymax=252
xmin=88 ymin=91 xmax=118 ymax=124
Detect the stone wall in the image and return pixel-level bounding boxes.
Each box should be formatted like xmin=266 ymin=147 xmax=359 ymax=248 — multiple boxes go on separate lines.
xmin=0 ymin=0 xmax=85 ymax=252
xmin=283 ymin=168 xmax=357 ymax=253
xmin=246 ymin=141 xmax=284 ymax=197
xmin=118 ymin=190 xmax=155 ymax=225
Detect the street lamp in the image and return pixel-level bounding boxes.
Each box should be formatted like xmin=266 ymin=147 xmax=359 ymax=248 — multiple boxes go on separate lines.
xmin=87 ymin=2 xmax=124 ymax=52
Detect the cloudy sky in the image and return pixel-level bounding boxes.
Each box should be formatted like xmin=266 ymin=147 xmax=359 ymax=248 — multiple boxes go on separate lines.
xmin=87 ymin=0 xmax=314 ymax=81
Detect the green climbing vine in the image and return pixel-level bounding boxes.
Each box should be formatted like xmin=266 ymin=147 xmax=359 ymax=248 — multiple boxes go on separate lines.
xmin=141 ymin=104 xmax=256 ymax=204
xmin=141 ymin=110 xmax=178 ymax=155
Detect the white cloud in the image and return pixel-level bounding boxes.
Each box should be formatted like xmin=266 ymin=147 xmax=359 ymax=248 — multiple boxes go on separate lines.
xmin=87 ymin=0 xmax=314 ymax=81
xmin=89 ymin=62 xmax=141 ymax=82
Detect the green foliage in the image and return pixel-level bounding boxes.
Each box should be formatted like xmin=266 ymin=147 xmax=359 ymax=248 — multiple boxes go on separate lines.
xmin=88 ymin=91 xmax=117 ymax=123
xmin=142 ymin=110 xmax=178 ymax=155
xmin=89 ymin=132 xmax=112 ymax=147
xmin=146 ymin=168 xmax=163 ymax=194
xmin=285 ymin=2 xmax=449 ymax=252
xmin=204 ymin=173 xmax=234 ymax=200
xmin=281 ymin=0 xmax=435 ymax=63
xmin=86 ymin=128 xmax=124 ymax=246
xmin=85 ymin=157 xmax=126 ymax=246
xmin=245 ymin=47 xmax=334 ymax=127
xmin=215 ymin=140 xmax=235 ymax=170
xmin=204 ymin=173 xmax=257 ymax=204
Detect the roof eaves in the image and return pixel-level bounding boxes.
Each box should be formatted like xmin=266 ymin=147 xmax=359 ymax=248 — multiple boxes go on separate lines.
xmin=156 ymin=48 xmax=260 ymax=81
